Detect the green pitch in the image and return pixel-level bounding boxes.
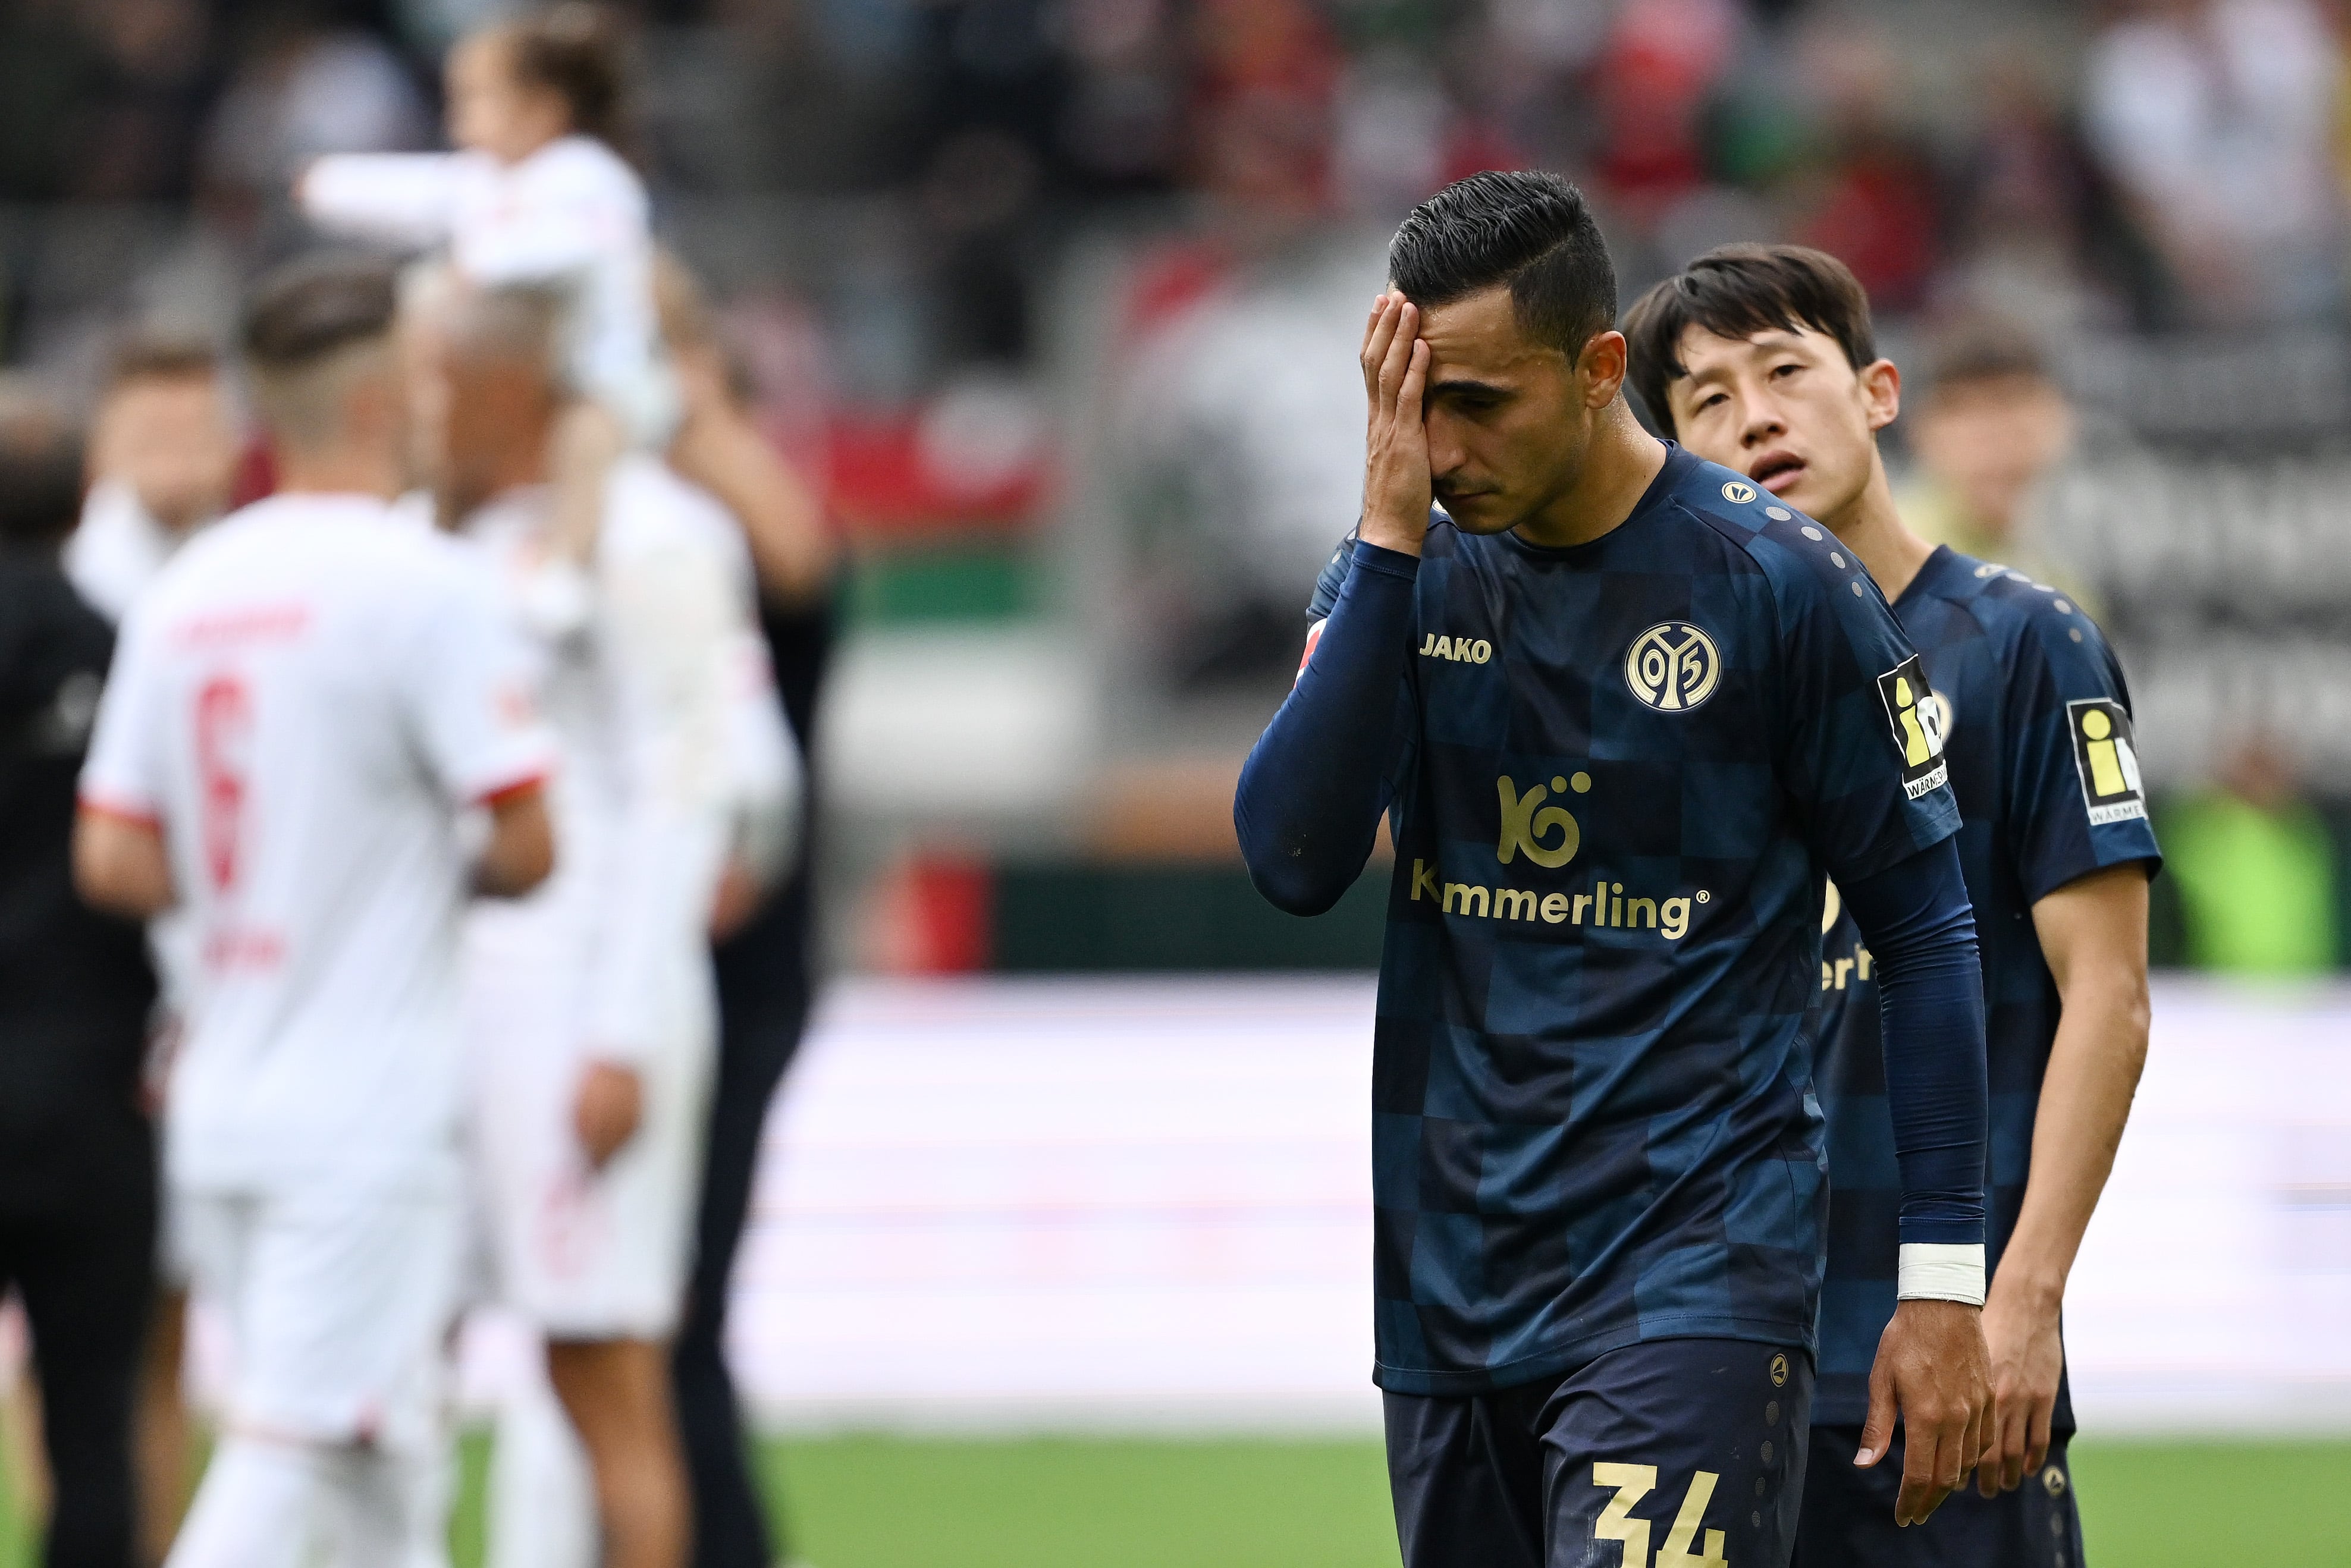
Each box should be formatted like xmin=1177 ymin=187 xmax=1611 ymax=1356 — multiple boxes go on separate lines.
xmin=8 ymin=1431 xmax=2349 ymax=1567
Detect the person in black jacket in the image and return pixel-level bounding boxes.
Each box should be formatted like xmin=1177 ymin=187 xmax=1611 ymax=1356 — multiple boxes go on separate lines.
xmin=0 ymin=392 xmax=159 ymax=1568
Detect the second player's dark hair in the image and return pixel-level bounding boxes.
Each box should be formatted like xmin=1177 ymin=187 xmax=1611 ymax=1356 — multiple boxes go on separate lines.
xmin=1387 ymin=170 xmax=1617 ymax=361
xmin=504 ymin=4 xmax=633 ymax=153
xmin=103 ymin=327 xmax=221 ymax=394
xmin=0 ymin=400 xmax=85 ymax=548
xmin=1621 ymin=244 xmax=1876 ymax=430
xmin=241 ymin=254 xmax=400 ymax=371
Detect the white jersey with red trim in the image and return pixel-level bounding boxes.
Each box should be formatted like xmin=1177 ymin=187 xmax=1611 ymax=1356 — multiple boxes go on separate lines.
xmin=79 ymin=493 xmax=552 ymax=1197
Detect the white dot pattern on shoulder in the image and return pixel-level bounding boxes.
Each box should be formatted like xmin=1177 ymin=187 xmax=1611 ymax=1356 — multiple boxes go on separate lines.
xmin=1830 ymin=552 xmax=1845 ymax=568
xmin=1766 ymin=507 xmax=1792 ymax=521
xmin=1801 ymin=526 xmax=1823 ymax=541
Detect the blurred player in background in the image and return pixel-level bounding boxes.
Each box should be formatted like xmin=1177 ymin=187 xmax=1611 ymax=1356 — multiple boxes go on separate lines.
xmin=1627 ymin=243 xmax=2161 ymax=1568
xmin=1895 ymin=322 xmax=2090 ymax=605
xmin=66 ymin=334 xmax=241 ymax=627
xmin=301 ymin=3 xmax=674 ymax=579
xmin=0 ymin=394 xmax=159 ymax=1568
xmin=417 ymin=275 xmax=745 ymax=1568
xmin=62 ymin=328 xmax=243 ymax=1568
xmin=652 ymin=252 xmax=836 ymax=1568
xmin=73 ymin=256 xmax=555 ymax=1568
xmin=1235 ymin=172 xmax=1994 ymax=1568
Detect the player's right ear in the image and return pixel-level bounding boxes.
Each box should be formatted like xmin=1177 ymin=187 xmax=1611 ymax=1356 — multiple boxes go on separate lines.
xmin=1578 ymin=331 xmax=1630 ymax=410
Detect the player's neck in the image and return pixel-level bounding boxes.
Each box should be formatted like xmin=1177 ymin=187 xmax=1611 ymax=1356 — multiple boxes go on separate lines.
xmin=273 ymin=445 xmax=405 ymax=503
xmin=1820 ymin=450 xmax=1935 ymax=604
xmin=1511 ymin=404 xmax=1668 ymax=552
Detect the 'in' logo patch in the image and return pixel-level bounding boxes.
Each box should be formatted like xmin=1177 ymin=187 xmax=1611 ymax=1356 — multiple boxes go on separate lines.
xmin=2067 ymin=699 xmax=2146 ymax=825
xmin=1624 ymin=622 xmax=1721 ymax=712
xmin=1875 ymin=656 xmax=1950 ymax=799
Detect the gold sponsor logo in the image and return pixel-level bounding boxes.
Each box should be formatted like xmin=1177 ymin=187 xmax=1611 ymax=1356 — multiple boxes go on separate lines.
xmin=1420 ymin=633 xmax=1492 ymax=664
xmin=1770 ymin=1353 xmax=1790 ymax=1388
xmin=1497 ymin=773 xmax=1585 ymax=868
xmin=1411 ymin=858 xmax=1703 ymax=941
xmin=1624 ymin=622 xmax=1722 ymax=712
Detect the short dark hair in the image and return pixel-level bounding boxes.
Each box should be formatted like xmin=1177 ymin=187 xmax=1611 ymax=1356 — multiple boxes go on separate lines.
xmin=1622 ymin=244 xmax=1877 ymax=430
xmin=241 ymin=254 xmax=400 ymax=373
xmin=1387 ymin=171 xmax=1617 ymax=360
xmin=103 ymin=328 xmax=221 ymax=394
xmin=504 ymin=4 xmax=633 ymax=153
xmin=1919 ymin=318 xmax=2051 ymax=400
xmin=0 ymin=395 xmax=85 ymax=548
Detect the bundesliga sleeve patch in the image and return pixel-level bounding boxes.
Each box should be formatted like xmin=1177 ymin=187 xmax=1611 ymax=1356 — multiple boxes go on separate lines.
xmin=1875 ymin=656 xmax=1950 ymax=799
xmin=2067 ymin=697 xmax=2148 ymax=824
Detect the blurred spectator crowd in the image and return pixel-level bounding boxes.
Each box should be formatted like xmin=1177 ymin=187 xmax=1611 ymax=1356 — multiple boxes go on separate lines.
xmin=13 ymin=0 xmax=2351 ymax=370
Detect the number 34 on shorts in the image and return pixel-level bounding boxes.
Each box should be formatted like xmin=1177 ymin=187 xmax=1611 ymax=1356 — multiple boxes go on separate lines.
xmin=1593 ymin=1463 xmax=1730 ymax=1567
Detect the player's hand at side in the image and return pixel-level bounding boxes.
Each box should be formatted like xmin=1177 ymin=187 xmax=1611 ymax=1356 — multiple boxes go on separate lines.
xmin=573 ymin=1059 xmax=645 ymax=1169
xmin=1858 ymin=1297 xmax=1994 ymax=1526
xmin=1975 ymin=1275 xmax=2063 ymax=1495
xmin=1359 ymin=291 xmax=1433 ymax=558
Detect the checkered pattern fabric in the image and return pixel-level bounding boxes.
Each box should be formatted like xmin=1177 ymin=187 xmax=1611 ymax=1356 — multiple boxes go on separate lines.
xmin=1810 ymin=546 xmax=2162 ymax=1429
xmin=1307 ymin=446 xmax=1960 ymax=1396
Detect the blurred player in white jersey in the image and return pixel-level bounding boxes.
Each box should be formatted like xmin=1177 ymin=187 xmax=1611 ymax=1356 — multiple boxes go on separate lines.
xmin=413 ymin=276 xmax=748 ymax=1568
xmin=73 ymin=256 xmax=556 ymax=1568
xmin=62 ymin=326 xmax=243 ymax=1568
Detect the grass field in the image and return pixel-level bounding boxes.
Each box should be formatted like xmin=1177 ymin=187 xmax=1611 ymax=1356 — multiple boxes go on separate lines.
xmin=12 ymin=1429 xmax=2346 ymax=1567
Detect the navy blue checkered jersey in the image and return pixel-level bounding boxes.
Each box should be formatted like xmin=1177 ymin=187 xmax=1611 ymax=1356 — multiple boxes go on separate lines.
xmin=1305 ymin=446 xmax=1961 ymax=1396
xmin=1810 ymin=546 xmax=2162 ymax=1429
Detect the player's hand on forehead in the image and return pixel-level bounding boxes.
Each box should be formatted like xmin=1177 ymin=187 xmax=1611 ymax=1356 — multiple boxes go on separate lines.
xmin=1358 ymin=291 xmax=1433 ymax=557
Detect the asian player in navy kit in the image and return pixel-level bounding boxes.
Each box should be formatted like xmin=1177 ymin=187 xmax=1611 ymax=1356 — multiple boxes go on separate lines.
xmin=1625 ymin=244 xmax=2161 ymax=1568
xmin=1234 ymin=174 xmax=1996 ymax=1568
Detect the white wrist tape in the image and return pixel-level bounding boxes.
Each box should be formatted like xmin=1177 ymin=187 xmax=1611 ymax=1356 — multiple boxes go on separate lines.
xmin=1897 ymin=1243 xmax=1986 ymax=1306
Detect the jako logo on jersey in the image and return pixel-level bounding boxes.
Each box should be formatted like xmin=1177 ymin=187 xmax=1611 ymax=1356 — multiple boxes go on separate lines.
xmin=1624 ymin=621 xmax=1721 ymax=711
xmin=1496 ymin=773 xmax=1584 ymax=868
xmin=1874 ymin=656 xmax=1950 ymax=800
xmin=1420 ymin=633 xmax=1492 ymax=664
xmin=1722 ymin=480 xmax=1756 ymax=504
xmin=2067 ymin=698 xmax=2147 ymax=825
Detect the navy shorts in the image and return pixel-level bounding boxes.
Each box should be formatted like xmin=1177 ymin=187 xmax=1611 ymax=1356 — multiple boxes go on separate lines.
xmin=1794 ymin=1425 xmax=2085 ymax=1568
xmin=1385 ymin=1338 xmax=1815 ymax=1568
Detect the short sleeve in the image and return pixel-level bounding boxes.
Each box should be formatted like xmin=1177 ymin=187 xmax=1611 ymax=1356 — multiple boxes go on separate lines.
xmin=79 ymin=603 xmax=169 ymax=825
xmin=1771 ymin=538 xmax=1960 ymax=884
xmin=2003 ymin=601 xmax=2162 ymax=902
xmin=402 ymin=558 xmax=554 ymax=806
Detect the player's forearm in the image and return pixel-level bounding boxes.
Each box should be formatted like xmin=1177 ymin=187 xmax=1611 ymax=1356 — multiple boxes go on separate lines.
xmin=1235 ymin=540 xmax=1416 ymax=916
xmin=1998 ymin=951 xmax=2150 ymax=1308
xmin=298 ymin=154 xmax=460 ymax=246
xmin=1843 ymin=838 xmax=1990 ymax=1301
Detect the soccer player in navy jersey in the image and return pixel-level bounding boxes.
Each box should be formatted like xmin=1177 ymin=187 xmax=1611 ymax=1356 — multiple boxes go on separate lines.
xmin=1624 ymin=244 xmax=2161 ymax=1568
xmin=1233 ymin=172 xmax=1995 ymax=1568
